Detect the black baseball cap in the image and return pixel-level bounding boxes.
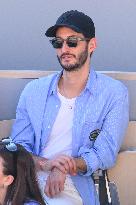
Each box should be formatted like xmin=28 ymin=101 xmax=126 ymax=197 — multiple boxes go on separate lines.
xmin=45 ymin=10 xmax=95 ymax=38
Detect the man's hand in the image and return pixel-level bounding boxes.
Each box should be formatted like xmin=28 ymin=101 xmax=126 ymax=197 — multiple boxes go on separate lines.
xmin=49 ymin=155 xmax=87 ymax=174
xmin=45 ymin=167 xmax=66 ymax=197
xmin=50 ymin=155 xmax=77 ymax=175
xmin=39 ymin=154 xmax=77 ymax=175
xmin=33 ymin=154 xmax=87 ymax=174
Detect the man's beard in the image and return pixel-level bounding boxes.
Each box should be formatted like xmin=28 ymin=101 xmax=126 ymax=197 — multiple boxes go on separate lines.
xmin=57 ymin=44 xmax=89 ymax=72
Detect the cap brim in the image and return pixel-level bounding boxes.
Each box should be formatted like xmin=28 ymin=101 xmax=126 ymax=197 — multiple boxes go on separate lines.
xmin=45 ymin=24 xmax=82 ymax=37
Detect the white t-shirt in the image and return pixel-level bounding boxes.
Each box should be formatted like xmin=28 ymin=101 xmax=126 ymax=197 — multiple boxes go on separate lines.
xmin=40 ymin=91 xmax=75 ymax=158
xmin=38 ymin=91 xmax=83 ymax=205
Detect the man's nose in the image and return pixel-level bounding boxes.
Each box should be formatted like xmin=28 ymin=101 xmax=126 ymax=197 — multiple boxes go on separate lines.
xmin=61 ymin=41 xmax=70 ymax=51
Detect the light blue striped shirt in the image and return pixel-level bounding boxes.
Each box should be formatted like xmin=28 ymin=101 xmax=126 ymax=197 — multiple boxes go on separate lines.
xmin=11 ymin=69 xmax=129 ymax=205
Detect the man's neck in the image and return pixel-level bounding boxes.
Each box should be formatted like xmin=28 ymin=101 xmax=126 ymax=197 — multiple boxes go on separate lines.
xmin=58 ymin=65 xmax=90 ymax=98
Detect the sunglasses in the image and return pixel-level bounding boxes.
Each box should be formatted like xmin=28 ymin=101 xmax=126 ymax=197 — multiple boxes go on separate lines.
xmin=0 ymin=138 xmax=17 ymax=152
xmin=49 ymin=36 xmax=90 ymax=49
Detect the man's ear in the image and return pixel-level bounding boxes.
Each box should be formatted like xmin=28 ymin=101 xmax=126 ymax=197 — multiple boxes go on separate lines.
xmin=88 ymin=37 xmax=97 ymax=53
xmin=4 ymin=175 xmax=14 ymax=187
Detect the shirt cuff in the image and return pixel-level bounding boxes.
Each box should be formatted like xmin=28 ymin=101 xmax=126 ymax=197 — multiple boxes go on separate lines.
xmin=78 ymin=147 xmax=100 ymax=176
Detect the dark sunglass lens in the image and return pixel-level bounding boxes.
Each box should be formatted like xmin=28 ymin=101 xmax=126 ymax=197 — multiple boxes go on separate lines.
xmin=67 ymin=41 xmax=77 ymax=47
xmin=67 ymin=38 xmax=78 ymax=47
xmin=51 ymin=39 xmax=63 ymax=49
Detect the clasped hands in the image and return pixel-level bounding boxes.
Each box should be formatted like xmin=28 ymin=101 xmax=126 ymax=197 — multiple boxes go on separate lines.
xmin=39 ymin=155 xmax=77 ymax=198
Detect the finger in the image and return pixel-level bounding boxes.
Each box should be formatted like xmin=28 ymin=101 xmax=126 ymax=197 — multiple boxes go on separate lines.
xmin=53 ymin=161 xmax=67 ymax=173
xmin=69 ymin=158 xmax=77 ymax=175
xmin=45 ymin=177 xmax=51 ymax=197
xmin=48 ymin=175 xmax=60 ymax=197
xmin=54 ymin=156 xmax=74 ymax=173
xmin=57 ymin=159 xmax=70 ymax=172
xmin=59 ymin=178 xmax=65 ymax=192
xmin=53 ymin=181 xmax=61 ymax=196
xmin=52 ymin=155 xmax=77 ymax=174
xmin=49 ymin=183 xmax=56 ymax=198
xmin=60 ymin=157 xmax=77 ymax=175
xmin=52 ymin=168 xmax=66 ymax=194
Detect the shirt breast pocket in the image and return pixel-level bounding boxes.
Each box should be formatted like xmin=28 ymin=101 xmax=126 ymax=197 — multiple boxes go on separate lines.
xmin=81 ymin=121 xmax=102 ymax=148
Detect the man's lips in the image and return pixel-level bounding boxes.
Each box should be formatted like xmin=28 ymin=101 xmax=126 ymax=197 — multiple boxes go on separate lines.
xmin=61 ymin=54 xmax=75 ymax=60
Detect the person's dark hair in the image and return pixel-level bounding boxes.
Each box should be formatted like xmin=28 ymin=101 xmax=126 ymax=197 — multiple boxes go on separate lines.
xmin=0 ymin=142 xmax=45 ymax=205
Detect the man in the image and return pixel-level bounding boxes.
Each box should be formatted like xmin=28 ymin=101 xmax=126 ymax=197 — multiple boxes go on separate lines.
xmin=11 ymin=10 xmax=129 ymax=205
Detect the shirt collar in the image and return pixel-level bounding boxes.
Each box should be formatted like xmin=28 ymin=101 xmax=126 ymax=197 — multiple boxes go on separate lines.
xmin=48 ymin=70 xmax=63 ymax=96
xmin=48 ymin=68 xmax=97 ymax=96
xmin=85 ymin=68 xmax=98 ymax=96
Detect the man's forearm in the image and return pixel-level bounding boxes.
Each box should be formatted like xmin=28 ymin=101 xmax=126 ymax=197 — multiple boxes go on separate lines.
xmin=32 ymin=154 xmax=87 ymax=174
xmin=32 ymin=154 xmax=73 ymax=174
xmin=32 ymin=155 xmax=50 ymax=171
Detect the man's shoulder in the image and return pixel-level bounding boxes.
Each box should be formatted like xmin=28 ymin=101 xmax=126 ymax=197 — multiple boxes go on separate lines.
xmin=96 ymin=72 xmax=128 ymax=94
xmin=27 ymin=72 xmax=58 ymax=88
xmin=22 ymin=72 xmax=59 ymax=95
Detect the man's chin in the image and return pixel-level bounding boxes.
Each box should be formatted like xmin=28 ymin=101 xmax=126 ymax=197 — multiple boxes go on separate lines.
xmin=61 ymin=64 xmax=80 ymax=72
xmin=61 ymin=58 xmax=74 ymax=65
xmin=58 ymin=57 xmax=80 ymax=71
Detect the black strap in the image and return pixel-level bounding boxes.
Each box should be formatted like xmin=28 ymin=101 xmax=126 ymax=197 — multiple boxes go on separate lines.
xmin=99 ymin=170 xmax=110 ymax=205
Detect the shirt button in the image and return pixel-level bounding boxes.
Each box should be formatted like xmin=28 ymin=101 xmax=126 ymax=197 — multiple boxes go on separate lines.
xmin=47 ymin=125 xmax=50 ymax=129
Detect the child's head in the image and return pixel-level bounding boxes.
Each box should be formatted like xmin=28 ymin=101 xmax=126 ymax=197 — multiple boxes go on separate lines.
xmin=0 ymin=138 xmax=45 ymax=205
xmin=0 ymin=139 xmax=18 ymax=190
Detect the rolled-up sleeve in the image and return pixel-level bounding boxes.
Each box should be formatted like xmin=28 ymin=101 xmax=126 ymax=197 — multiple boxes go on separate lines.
xmin=11 ymin=84 xmax=35 ymax=153
xmin=78 ymin=87 xmax=129 ymax=176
